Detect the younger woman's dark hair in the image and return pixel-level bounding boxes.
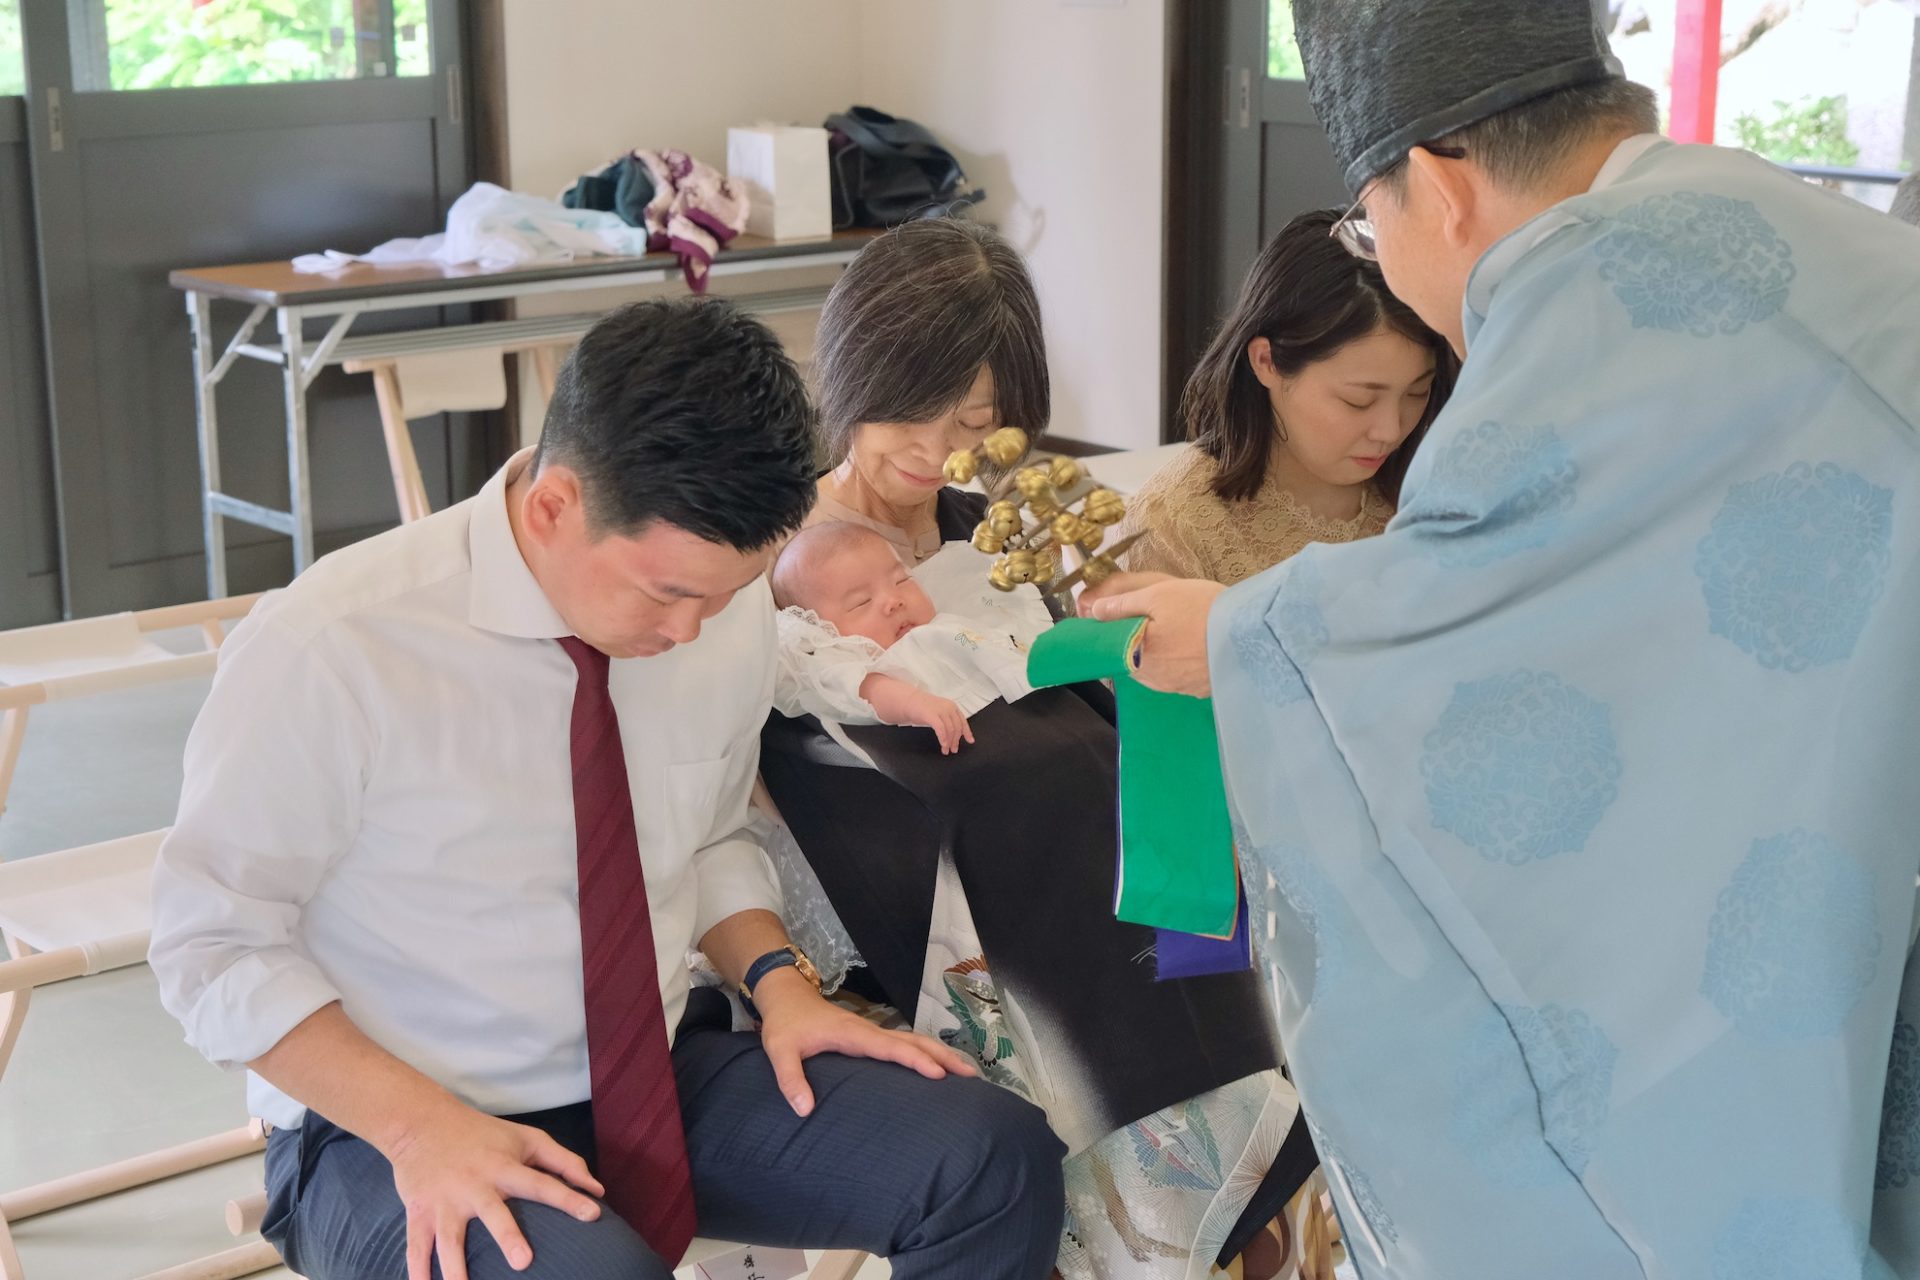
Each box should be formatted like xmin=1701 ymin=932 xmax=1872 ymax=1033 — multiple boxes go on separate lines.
xmin=1183 ymin=207 xmax=1456 ymax=504
xmin=812 ymin=217 xmax=1050 ymax=462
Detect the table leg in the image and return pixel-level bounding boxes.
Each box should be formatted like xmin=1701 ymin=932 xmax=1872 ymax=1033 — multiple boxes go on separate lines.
xmin=279 ymin=308 xmax=316 ymax=575
xmin=188 ymin=291 xmax=228 ymax=599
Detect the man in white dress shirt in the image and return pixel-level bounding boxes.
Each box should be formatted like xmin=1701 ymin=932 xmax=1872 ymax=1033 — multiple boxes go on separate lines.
xmin=149 ymin=300 xmax=1066 ymax=1280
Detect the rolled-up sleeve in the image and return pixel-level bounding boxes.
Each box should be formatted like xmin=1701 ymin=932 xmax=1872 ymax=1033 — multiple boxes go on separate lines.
xmin=149 ymin=612 xmax=371 ymax=1069
xmin=690 ymin=731 xmax=786 ymax=940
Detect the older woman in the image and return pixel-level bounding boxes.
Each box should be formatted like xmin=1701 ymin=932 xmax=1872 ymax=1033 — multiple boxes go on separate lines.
xmin=760 ymin=220 xmax=1312 ymax=1280
xmin=801 ymin=220 xmax=1047 ymax=559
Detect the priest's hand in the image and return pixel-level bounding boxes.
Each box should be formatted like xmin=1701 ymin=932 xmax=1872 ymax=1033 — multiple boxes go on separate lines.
xmin=1079 ymin=573 xmax=1224 ymax=698
xmin=751 ymin=968 xmax=980 ymax=1117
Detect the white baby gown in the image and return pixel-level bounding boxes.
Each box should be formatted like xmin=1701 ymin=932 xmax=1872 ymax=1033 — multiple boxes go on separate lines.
xmin=772 ymin=543 xmax=1055 ymax=724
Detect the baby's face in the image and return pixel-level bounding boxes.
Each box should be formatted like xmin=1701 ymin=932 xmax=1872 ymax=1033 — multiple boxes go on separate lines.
xmin=811 ymin=540 xmax=937 ymax=647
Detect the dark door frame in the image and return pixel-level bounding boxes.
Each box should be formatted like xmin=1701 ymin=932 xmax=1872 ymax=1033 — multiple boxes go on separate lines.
xmin=0 ymin=92 xmax=58 ymax=627
xmin=1163 ymin=0 xmax=1264 ymax=446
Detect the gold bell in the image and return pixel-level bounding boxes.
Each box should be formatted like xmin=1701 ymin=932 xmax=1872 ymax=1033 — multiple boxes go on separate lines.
xmin=1032 ymin=549 xmax=1060 ymax=586
xmin=1080 ymin=525 xmax=1106 ymax=552
xmin=972 ymin=522 xmax=1006 ymax=555
xmin=1014 ymin=467 xmax=1053 ymax=500
xmin=1083 ymin=488 xmax=1126 ymax=526
xmin=988 ymin=563 xmax=1016 ymax=592
xmin=1003 ymin=549 xmax=1038 ymax=584
xmin=944 ymin=450 xmax=979 ymax=485
xmin=1050 ymin=512 xmax=1084 ymax=545
xmin=987 ymin=501 xmax=1023 ymax=539
xmin=1082 ymin=556 xmax=1117 ymax=587
xmin=982 ymin=428 xmax=1030 ymax=468
xmin=1048 ymin=457 xmax=1083 ymax=489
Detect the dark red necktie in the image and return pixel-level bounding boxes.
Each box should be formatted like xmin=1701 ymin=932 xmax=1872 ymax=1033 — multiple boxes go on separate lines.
xmin=559 ymin=636 xmax=697 ymax=1261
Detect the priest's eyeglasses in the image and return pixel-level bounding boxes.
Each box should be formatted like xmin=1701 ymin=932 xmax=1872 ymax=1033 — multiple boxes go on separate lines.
xmin=1332 ymin=144 xmax=1468 ymax=261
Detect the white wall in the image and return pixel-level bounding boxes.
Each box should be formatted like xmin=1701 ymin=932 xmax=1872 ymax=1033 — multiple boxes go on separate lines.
xmin=499 ymin=0 xmax=1170 ymax=451
xmin=502 ymin=1 xmax=865 ymax=204
xmin=853 ymin=0 xmax=1171 ymax=450
xmin=499 ymin=0 xmax=866 ymax=437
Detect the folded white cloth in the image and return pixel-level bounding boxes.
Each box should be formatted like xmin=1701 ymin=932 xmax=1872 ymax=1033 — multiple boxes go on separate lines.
xmin=292 ymin=183 xmax=653 ymax=274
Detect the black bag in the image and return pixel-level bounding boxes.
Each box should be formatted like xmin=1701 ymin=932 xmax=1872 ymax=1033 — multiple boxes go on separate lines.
xmin=825 ymin=106 xmax=985 ymax=229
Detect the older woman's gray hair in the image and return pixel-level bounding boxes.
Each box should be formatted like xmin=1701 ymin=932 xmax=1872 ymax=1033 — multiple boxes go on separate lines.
xmin=812 ymin=218 xmax=1050 ymax=463
xmin=1892 ymin=173 xmax=1920 ymax=229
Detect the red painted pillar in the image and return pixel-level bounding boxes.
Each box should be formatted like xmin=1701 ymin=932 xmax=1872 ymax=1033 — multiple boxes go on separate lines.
xmin=1669 ymin=0 xmax=1724 ymax=143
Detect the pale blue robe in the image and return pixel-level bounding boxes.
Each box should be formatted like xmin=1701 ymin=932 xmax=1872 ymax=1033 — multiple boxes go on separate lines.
xmin=1211 ymin=138 xmax=1920 ymax=1279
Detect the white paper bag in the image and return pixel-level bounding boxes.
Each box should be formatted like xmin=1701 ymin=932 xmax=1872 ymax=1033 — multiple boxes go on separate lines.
xmin=727 ymin=125 xmax=832 ymax=241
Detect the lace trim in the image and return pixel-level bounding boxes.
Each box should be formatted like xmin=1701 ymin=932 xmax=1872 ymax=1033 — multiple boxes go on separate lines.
xmin=1268 ymin=481 xmax=1394 ymax=544
xmin=1117 ymin=446 xmax=1394 ymax=586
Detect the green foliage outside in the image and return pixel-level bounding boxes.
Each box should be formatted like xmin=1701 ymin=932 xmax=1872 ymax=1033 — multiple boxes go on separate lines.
xmin=0 ymin=0 xmax=429 ymax=96
xmin=1267 ymin=1 xmax=1303 ymax=81
xmin=107 ymin=0 xmax=358 ymax=90
xmin=1735 ymin=94 xmax=1862 ymax=168
xmin=0 ymin=0 xmax=23 ymax=97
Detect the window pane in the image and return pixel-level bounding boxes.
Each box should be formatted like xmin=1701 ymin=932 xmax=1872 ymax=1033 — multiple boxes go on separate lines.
xmin=88 ymin=0 xmax=430 ymax=91
xmin=393 ymin=0 xmax=428 ymax=78
xmin=1268 ymin=0 xmax=1303 ymax=81
xmin=0 ymin=0 xmax=23 ymax=97
xmin=1609 ymin=1 xmax=1914 ymax=209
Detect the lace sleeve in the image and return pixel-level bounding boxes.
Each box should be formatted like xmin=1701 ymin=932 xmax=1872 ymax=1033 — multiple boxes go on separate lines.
xmin=751 ymin=812 xmax=865 ymax=995
xmin=772 ymin=609 xmax=885 ymax=724
xmin=1118 ymin=486 xmax=1213 ymax=580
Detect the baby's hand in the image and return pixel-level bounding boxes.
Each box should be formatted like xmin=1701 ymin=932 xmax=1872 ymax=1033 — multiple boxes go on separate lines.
xmin=859 ymin=673 xmax=975 ymax=752
xmin=907 ymin=692 xmax=975 ymax=755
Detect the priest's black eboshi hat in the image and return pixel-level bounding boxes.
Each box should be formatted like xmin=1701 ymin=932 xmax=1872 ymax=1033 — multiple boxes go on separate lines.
xmin=1293 ymin=0 xmax=1626 ymax=195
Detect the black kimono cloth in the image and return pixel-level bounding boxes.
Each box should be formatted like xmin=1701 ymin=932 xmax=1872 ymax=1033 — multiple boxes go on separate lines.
xmin=760 ymin=488 xmax=1280 ymax=1143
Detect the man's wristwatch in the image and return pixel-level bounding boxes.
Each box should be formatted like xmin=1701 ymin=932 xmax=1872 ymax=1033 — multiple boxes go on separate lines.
xmin=738 ymin=945 xmax=822 ymax=1021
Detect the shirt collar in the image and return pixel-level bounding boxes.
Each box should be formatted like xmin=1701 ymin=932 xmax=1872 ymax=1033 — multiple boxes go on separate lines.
xmin=1463 ymin=133 xmax=1670 ymax=339
xmin=467 ymin=447 xmax=572 ymax=640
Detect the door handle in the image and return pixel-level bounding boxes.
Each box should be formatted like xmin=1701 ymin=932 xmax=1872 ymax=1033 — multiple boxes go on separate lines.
xmin=1224 ymin=66 xmax=1252 ymax=129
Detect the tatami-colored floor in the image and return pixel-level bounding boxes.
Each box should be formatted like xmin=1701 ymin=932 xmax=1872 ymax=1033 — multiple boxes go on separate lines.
xmin=0 ymin=638 xmax=888 ymax=1279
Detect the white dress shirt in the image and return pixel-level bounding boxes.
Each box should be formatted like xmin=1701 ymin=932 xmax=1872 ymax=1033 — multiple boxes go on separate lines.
xmin=149 ymin=449 xmax=784 ymax=1129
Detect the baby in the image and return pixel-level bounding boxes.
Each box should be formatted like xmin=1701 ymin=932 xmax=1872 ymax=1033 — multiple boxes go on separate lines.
xmin=769 ymin=522 xmax=1045 ymax=754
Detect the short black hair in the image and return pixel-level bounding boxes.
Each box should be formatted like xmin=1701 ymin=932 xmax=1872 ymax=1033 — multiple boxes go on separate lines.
xmin=812 ymin=217 xmax=1050 ymax=462
xmin=1382 ymin=78 xmax=1660 ymax=198
xmin=532 ymin=299 xmax=817 ymax=550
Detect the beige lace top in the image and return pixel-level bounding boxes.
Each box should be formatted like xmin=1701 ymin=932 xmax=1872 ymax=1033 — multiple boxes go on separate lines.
xmin=1116 ymin=445 xmax=1393 ymax=585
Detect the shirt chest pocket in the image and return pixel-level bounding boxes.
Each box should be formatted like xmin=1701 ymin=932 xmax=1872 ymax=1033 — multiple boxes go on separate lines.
xmin=635 ymin=745 xmax=748 ymax=872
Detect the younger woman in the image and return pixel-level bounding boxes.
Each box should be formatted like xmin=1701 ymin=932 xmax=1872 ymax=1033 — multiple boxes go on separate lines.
xmin=1122 ymin=207 xmax=1457 ymax=584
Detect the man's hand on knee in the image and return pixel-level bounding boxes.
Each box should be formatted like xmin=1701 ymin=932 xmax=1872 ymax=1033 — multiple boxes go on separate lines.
xmin=753 ymin=968 xmax=980 ymax=1118
xmin=388 ymin=1097 xmax=606 ymax=1280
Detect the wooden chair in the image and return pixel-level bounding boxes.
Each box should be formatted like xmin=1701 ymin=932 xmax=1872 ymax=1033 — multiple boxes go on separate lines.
xmin=0 ymin=596 xmax=272 ymax=1280
xmin=0 ymin=596 xmax=262 ymax=819
xmin=341 ymin=323 xmax=584 ymax=524
xmin=338 ymin=286 xmax=835 ymax=525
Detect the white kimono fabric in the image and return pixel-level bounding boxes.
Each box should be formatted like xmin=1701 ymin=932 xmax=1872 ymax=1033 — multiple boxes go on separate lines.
xmin=1212 ymin=140 xmax=1920 ymax=1279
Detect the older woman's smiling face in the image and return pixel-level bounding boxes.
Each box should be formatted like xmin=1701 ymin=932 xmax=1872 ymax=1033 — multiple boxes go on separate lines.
xmin=845 ymin=367 xmax=1000 ymax=509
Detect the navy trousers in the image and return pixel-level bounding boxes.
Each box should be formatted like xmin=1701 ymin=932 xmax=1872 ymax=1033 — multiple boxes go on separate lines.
xmin=263 ymin=991 xmax=1066 ymax=1280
